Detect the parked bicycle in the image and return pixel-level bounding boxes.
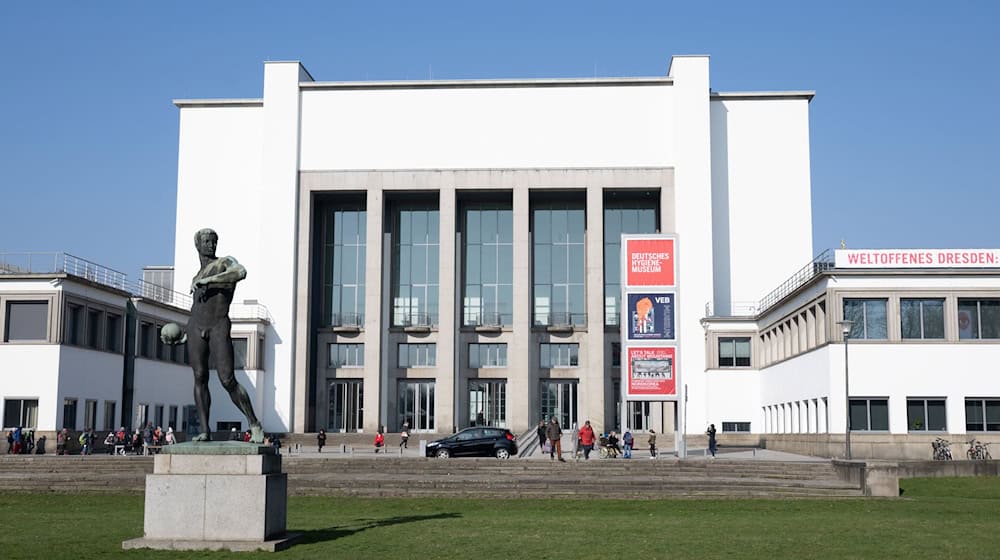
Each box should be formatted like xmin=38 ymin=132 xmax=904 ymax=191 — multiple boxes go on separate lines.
xmin=966 ymin=439 xmax=993 ymax=460
xmin=931 ymin=438 xmax=953 ymax=460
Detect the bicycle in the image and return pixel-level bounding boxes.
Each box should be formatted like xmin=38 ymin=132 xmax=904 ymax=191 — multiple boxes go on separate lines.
xmin=966 ymin=439 xmax=993 ymax=460
xmin=931 ymin=438 xmax=953 ymax=461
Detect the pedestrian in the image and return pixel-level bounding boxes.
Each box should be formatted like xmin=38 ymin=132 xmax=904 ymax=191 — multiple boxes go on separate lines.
xmin=12 ymin=426 xmax=23 ymax=455
xmin=81 ymin=428 xmax=94 ymax=455
xmin=56 ymin=428 xmax=68 ymax=455
xmin=607 ymin=431 xmax=621 ymax=458
xmin=24 ymin=430 xmax=35 ymax=455
xmin=317 ymin=429 xmax=327 ymax=452
xmin=271 ymin=434 xmax=282 ymax=454
xmin=623 ymin=430 xmax=633 ymax=459
xmin=35 ymin=434 xmax=46 ymax=454
xmin=546 ymin=417 xmax=565 ymax=462
xmin=536 ymin=420 xmax=547 ymax=452
xmin=165 ymin=427 xmax=176 ymax=445
xmin=229 ymin=427 xmax=241 ymax=441
xmin=399 ymin=426 xmax=409 ymax=450
xmin=5 ymin=430 xmax=12 ymax=454
xmin=707 ymin=424 xmax=717 ymax=458
xmin=374 ymin=427 xmax=385 ymax=453
xmin=104 ymin=431 xmax=116 ymax=454
xmin=648 ymin=429 xmax=657 ymax=459
xmin=578 ymin=420 xmax=596 ymax=460
xmin=243 ymin=429 xmax=252 ymax=443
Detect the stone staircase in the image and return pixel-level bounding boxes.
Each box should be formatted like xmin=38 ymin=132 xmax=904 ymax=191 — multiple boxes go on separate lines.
xmin=0 ymin=455 xmax=863 ymax=498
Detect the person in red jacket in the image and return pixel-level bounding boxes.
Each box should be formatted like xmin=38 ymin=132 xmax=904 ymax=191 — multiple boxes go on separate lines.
xmin=374 ymin=427 xmax=385 ymax=453
xmin=578 ymin=420 xmax=597 ymax=460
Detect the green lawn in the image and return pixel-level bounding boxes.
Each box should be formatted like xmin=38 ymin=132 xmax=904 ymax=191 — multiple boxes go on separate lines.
xmin=2 ymin=478 xmax=998 ymax=559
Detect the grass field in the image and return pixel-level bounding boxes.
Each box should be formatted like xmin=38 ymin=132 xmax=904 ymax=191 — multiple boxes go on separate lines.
xmin=1 ymin=478 xmax=999 ymax=559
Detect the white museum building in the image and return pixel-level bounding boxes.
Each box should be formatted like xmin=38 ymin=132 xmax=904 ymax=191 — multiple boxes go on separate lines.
xmin=2 ymin=55 xmax=999 ymax=458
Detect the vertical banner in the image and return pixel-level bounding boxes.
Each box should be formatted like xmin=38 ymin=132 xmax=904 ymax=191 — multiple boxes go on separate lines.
xmin=620 ymin=234 xmax=679 ymax=402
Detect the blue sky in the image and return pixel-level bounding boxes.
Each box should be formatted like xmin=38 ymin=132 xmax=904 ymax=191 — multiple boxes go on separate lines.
xmin=1 ymin=1 xmax=997 ymax=279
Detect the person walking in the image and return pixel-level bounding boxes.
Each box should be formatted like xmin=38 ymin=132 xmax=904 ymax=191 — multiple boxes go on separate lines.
xmin=622 ymin=430 xmax=633 ymax=459
xmin=165 ymin=427 xmax=176 ymax=445
xmin=546 ymin=417 xmax=565 ymax=462
xmin=648 ymin=429 xmax=657 ymax=459
xmin=12 ymin=427 xmax=23 ymax=455
xmin=578 ymin=420 xmax=596 ymax=460
xmin=56 ymin=428 xmax=68 ymax=456
xmin=399 ymin=426 xmax=409 ymax=450
xmin=374 ymin=427 xmax=385 ymax=453
xmin=5 ymin=430 xmax=12 ymax=454
xmin=536 ymin=420 xmax=547 ymax=454
xmin=706 ymin=424 xmax=717 ymax=458
xmin=317 ymin=429 xmax=327 ymax=452
xmin=104 ymin=431 xmax=116 ymax=454
xmin=81 ymin=428 xmax=94 ymax=455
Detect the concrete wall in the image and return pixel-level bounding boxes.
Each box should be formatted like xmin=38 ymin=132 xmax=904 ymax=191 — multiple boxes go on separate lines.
xmin=0 ymin=345 xmax=61 ymax=430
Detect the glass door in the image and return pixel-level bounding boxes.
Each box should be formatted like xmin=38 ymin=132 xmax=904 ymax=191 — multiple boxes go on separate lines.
xmin=398 ymin=380 xmax=436 ymax=431
xmin=540 ymin=379 xmax=578 ymax=430
xmin=469 ymin=380 xmax=507 ymax=428
xmin=328 ymin=380 xmax=364 ymax=432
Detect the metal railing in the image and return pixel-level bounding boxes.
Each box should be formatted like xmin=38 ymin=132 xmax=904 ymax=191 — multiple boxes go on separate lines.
xmin=1 ymin=252 xmax=128 ymax=290
xmin=230 ymin=302 xmax=274 ymax=323
xmin=329 ymin=312 xmax=364 ymax=328
xmin=392 ymin=312 xmax=437 ymax=328
xmin=533 ymin=312 xmax=587 ymax=328
xmin=756 ymin=249 xmax=834 ymax=313
xmin=704 ymin=301 xmax=759 ymax=318
xmin=463 ymin=311 xmax=511 ymax=328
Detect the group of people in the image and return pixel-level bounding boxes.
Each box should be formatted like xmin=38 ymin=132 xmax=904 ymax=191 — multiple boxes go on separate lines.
xmin=536 ymin=417 xmax=702 ymax=461
xmin=5 ymin=427 xmax=43 ymax=455
xmin=102 ymin=424 xmax=177 ymax=455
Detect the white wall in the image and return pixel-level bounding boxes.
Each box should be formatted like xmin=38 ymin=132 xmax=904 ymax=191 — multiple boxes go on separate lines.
xmin=57 ymin=346 xmax=124 ymax=430
xmin=704 ymin=369 xmax=760 ymax=429
xmin=759 ymin=346 xmax=835 ymax=420
xmin=710 ymin=98 xmax=813 ymax=312
xmin=0 ymin=345 xmax=60 ymax=430
xmin=299 ymin=85 xmax=675 ymax=170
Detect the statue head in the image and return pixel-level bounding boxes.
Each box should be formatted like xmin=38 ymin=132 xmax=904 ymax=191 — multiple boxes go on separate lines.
xmin=194 ymin=228 xmax=218 ymax=258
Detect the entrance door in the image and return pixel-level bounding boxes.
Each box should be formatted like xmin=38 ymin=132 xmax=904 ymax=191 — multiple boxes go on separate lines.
xmin=398 ymin=380 xmax=435 ymax=432
xmin=540 ymin=379 xmax=578 ymax=430
xmin=468 ymin=380 xmax=507 ymax=428
xmin=627 ymin=401 xmax=651 ymax=432
xmin=328 ymin=380 xmax=364 ymax=432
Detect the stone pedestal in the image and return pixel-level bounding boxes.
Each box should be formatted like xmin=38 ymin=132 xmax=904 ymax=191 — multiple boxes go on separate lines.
xmin=123 ymin=442 xmax=299 ymax=552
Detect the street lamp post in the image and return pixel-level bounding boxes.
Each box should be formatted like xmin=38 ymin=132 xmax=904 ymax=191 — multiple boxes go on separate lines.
xmin=837 ymin=320 xmax=855 ymax=460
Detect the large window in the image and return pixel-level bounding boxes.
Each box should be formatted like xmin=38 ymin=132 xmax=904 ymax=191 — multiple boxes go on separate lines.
xmin=722 ymin=422 xmax=751 ymax=433
xmin=718 ymin=337 xmax=751 ymax=367
xmin=5 ymin=301 xmax=48 ymax=342
xmin=398 ymin=343 xmax=436 ymax=368
xmin=233 ymin=338 xmax=248 ymax=369
xmin=540 ymin=343 xmax=579 ymax=368
xmin=603 ymin=194 xmax=658 ymax=325
xmin=907 ymin=398 xmax=946 ymax=431
xmin=3 ymin=398 xmax=38 ymax=428
xmin=139 ymin=322 xmax=154 ymax=358
xmin=83 ymin=399 xmax=97 ymax=430
xmin=533 ymin=200 xmax=586 ymax=327
xmin=469 ymin=380 xmax=507 ymax=428
xmin=463 ymin=203 xmax=513 ymax=327
xmin=86 ymin=308 xmax=103 ymax=349
xmin=105 ymin=313 xmax=122 ymax=353
xmin=65 ymin=303 xmax=83 ymax=345
xmin=849 ymin=398 xmax=889 ymax=431
xmin=965 ymin=399 xmax=1000 ymax=432
xmin=398 ymin=380 xmax=435 ymax=431
xmin=62 ymin=398 xmax=78 ymax=430
xmin=329 ymin=380 xmax=364 ymax=432
xmin=103 ymin=401 xmax=117 ymax=431
xmin=540 ymin=380 xmax=578 ymax=430
xmin=323 ymin=205 xmax=366 ymax=328
xmin=468 ymin=343 xmax=507 ymax=368
xmin=843 ymin=299 xmax=888 ymax=340
xmin=329 ymin=343 xmax=364 ymax=368
xmin=900 ymin=299 xmax=944 ymax=339
xmin=392 ymin=205 xmax=439 ymax=327
xmin=958 ymin=299 xmax=1000 ymax=340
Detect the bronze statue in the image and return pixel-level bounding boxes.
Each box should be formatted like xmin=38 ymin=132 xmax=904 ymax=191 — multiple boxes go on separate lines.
xmin=161 ymin=228 xmax=264 ymax=443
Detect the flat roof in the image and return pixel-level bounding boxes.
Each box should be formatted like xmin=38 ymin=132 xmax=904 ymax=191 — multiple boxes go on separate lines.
xmin=711 ymin=91 xmax=815 ymax=102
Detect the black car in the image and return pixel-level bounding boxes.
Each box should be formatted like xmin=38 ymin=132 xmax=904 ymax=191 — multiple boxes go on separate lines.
xmin=425 ymin=427 xmax=518 ymax=459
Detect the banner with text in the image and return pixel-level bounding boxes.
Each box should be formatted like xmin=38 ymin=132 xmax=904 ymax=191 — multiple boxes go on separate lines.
xmin=836 ymin=249 xmax=1000 ymax=269
xmin=625 ymin=237 xmax=676 ymax=287
xmin=626 ymin=346 xmax=677 ymax=398
xmin=626 ymin=292 xmax=675 ymax=341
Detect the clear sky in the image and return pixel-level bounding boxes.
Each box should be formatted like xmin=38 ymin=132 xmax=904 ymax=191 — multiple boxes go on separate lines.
xmin=1 ymin=1 xmax=997 ymax=280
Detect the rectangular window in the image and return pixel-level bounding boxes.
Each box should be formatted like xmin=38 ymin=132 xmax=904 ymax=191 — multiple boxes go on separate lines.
xmin=83 ymin=399 xmax=97 ymax=430
xmin=462 ymin=202 xmax=513 ymax=327
xmin=103 ymin=401 xmax=116 ymax=431
xmin=233 ymin=338 xmax=248 ymax=369
xmin=958 ymin=299 xmax=1000 ymax=339
xmin=139 ymin=322 xmax=154 ymax=358
xmin=848 ymin=398 xmax=889 ymax=431
xmin=168 ymin=405 xmax=178 ymax=430
xmin=156 ymin=325 xmax=169 ymax=361
xmin=900 ymin=299 xmax=945 ymax=339
xmin=5 ymin=301 xmax=48 ymax=342
xmin=322 ymin=204 xmax=367 ymax=328
xmin=468 ymin=343 xmax=507 ymax=368
xmin=611 ymin=342 xmax=621 ymax=368
xmin=906 ymin=398 xmax=946 ymax=431
xmin=965 ymin=398 xmax=1000 ymax=432
xmin=105 ymin=313 xmax=122 ymax=353
xmin=329 ymin=343 xmax=365 ymax=367
xmin=718 ymin=337 xmax=752 ymax=367
xmin=392 ymin=205 xmax=440 ymax=327
xmin=65 ymin=303 xmax=83 ymax=345
xmin=469 ymin=379 xmax=507 ymax=428
xmin=539 ymin=343 xmax=579 ymax=368
xmin=532 ymin=199 xmax=586 ymax=327
xmin=63 ymin=398 xmax=78 ymax=430
xmin=136 ymin=403 xmax=149 ymax=428
xmin=397 ymin=379 xmax=435 ymax=431
xmin=155 ymin=404 xmax=164 ymax=428
xmin=603 ymin=193 xmax=658 ymax=325
xmin=397 ymin=343 xmax=436 ymax=368
xmin=540 ymin=379 xmax=578 ymax=429
xmin=722 ymin=422 xmax=751 ymax=432
xmin=3 ymin=398 xmax=39 ymax=428
xmin=843 ymin=299 xmax=888 ymax=340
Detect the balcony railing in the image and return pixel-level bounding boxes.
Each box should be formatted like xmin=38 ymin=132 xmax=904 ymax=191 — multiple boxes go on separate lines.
xmin=756 ymin=249 xmax=834 ymax=313
xmin=1 ymin=252 xmax=128 ymax=291
xmin=393 ymin=312 xmax=437 ymax=328
xmin=463 ymin=311 xmax=511 ymax=328
xmin=329 ymin=312 xmax=364 ymax=328
xmin=534 ymin=312 xmax=587 ymax=328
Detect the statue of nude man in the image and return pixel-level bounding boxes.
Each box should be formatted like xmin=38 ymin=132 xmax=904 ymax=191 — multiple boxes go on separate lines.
xmin=163 ymin=228 xmax=264 ymax=444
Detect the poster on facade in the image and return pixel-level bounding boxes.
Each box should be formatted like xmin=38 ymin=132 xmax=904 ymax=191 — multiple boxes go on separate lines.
xmin=626 ymin=292 xmax=675 ymax=340
xmin=626 ymin=346 xmax=677 ymax=399
xmin=624 ymin=237 xmax=676 ymax=287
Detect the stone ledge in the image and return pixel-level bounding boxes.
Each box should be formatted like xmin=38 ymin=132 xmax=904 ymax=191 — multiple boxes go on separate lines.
xmin=155 ymin=453 xmax=281 ymax=475
xmin=122 ymin=533 xmax=301 ymax=552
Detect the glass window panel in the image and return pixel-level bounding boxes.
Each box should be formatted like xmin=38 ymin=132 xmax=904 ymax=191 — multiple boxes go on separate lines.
xmin=604 ymin=209 xmax=621 ymax=239
xmin=568 ymin=245 xmax=585 ymax=281
xmin=534 ymin=210 xmax=550 ymax=244
xmin=399 ymin=211 xmax=411 ymax=243
xmin=498 ymin=247 xmax=512 ymax=285
xmin=958 ymin=300 xmax=979 ymax=339
xmin=428 ymin=211 xmax=439 ymax=244
xmin=981 ymin=301 xmax=1000 ymax=339
xmin=849 ymin=400 xmax=868 ymax=431
xmin=6 ymin=301 xmax=48 ymax=341
xmin=927 ymin=400 xmax=947 ymax=431
xmin=551 ymin=245 xmax=567 ymax=283
xmin=986 ymin=400 xmax=1000 ymax=431
xmin=534 ymin=245 xmax=551 ymax=284
xmin=923 ymin=300 xmax=945 ymax=339
xmin=412 ymin=211 xmax=427 ymax=242
xmin=843 ymin=300 xmax=864 ymax=339
xmin=411 ymin=246 xmax=426 ymax=283
xmin=233 ymin=339 xmax=248 ymax=369
xmin=568 ymin=209 xmax=585 ymax=243
xmin=342 ymin=212 xmax=358 ymax=243
xmin=966 ymin=400 xmax=984 ymax=431
xmin=467 ymin=211 xmax=481 ymax=244
xmin=907 ymin=400 xmax=925 ymax=430
xmin=398 ymin=246 xmax=411 ymax=284
xmin=552 ymin=210 xmax=567 ymax=243
xmin=481 ymin=210 xmax=497 ymax=242
xmin=341 ymin=246 xmax=357 ymax=283
xmin=427 ymin=246 xmax=439 ymax=284
xmin=482 ymin=244 xmax=497 ymax=283
xmin=870 ymin=400 xmax=889 ymax=430
xmin=498 ymin=210 xmax=513 ymax=243
xmin=638 ymin=209 xmax=657 ymax=232
xmin=900 ymin=300 xmax=922 ymax=339
xmin=865 ymin=300 xmax=888 ymax=339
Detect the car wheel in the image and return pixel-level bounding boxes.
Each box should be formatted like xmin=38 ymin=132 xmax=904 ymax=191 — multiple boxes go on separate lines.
xmin=435 ymin=448 xmax=450 ymax=459
xmin=495 ymin=448 xmax=511 ymax=460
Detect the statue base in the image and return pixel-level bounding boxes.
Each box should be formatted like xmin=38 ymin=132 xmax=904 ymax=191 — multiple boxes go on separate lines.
xmin=122 ymin=442 xmax=298 ymax=552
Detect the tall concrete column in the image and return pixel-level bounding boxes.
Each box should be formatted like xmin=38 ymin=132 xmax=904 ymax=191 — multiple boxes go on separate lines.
xmin=584 ymin=185 xmax=606 ymax=431
xmin=437 ymin=184 xmax=457 ymax=433
xmin=362 ymin=185 xmax=384 ymax=433
xmin=818 ymin=397 xmax=828 ymax=433
xmin=510 ymin=184 xmax=532 ymax=433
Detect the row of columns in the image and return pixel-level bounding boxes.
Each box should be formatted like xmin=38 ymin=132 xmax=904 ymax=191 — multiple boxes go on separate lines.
xmin=763 ymin=397 xmax=828 ymax=434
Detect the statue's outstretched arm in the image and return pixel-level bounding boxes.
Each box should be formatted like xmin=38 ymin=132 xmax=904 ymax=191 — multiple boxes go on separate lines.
xmin=193 ymin=257 xmax=247 ymax=289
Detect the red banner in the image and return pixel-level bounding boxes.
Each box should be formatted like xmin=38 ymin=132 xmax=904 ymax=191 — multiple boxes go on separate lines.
xmin=625 ymin=238 xmax=675 ymax=287
xmin=627 ymin=346 xmax=677 ymax=398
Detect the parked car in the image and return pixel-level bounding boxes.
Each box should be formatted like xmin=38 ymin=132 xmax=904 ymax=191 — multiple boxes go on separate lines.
xmin=425 ymin=427 xmax=518 ymax=459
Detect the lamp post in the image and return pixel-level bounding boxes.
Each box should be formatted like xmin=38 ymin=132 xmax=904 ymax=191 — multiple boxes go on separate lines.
xmin=837 ymin=320 xmax=855 ymax=460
